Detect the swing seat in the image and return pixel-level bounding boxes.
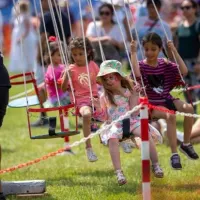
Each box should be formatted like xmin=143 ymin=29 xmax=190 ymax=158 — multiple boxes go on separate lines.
xmin=30 ymin=131 xmax=80 ymax=140
xmin=30 ymin=116 xmax=80 ymax=139
xmin=8 ymin=95 xmax=39 ymax=108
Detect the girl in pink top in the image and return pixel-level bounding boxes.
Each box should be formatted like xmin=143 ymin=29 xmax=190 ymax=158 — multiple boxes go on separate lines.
xmin=62 ymin=37 xmax=100 ymax=162
xmin=45 ymin=40 xmax=70 ymax=107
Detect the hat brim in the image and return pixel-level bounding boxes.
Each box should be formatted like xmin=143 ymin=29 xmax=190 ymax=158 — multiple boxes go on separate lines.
xmin=97 ymin=69 xmax=127 ymax=84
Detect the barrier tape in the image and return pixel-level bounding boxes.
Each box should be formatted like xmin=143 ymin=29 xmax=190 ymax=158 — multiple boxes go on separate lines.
xmin=0 ymin=105 xmax=142 ymax=175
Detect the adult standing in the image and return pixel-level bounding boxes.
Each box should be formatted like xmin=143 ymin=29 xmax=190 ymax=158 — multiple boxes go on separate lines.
xmin=132 ymin=0 xmax=173 ymax=60
xmin=86 ymin=3 xmax=127 ymax=66
xmin=175 ymin=0 xmax=200 ymax=112
xmin=0 ymin=52 xmax=11 ymax=200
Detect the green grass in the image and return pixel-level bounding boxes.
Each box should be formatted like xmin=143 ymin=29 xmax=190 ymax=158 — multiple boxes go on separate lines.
xmin=1 ymin=61 xmax=200 ymax=200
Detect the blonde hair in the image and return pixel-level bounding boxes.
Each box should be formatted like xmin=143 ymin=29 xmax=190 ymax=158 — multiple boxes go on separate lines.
xmin=18 ymin=0 xmax=30 ymax=14
xmin=100 ymin=73 xmax=135 ymax=106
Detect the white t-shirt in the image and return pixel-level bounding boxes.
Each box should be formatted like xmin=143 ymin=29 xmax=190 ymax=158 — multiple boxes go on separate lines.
xmin=133 ymin=16 xmax=172 ymax=60
xmin=86 ymin=21 xmax=126 ymax=43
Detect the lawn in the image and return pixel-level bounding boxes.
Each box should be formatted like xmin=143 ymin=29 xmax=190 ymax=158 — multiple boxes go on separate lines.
xmin=1 ymin=61 xmax=200 ymax=200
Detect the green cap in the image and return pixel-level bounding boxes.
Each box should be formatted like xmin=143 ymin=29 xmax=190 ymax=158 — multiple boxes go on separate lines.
xmin=97 ymin=60 xmax=126 ymax=81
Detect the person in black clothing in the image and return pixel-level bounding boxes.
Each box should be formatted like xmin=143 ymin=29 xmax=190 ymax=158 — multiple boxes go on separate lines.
xmin=31 ymin=0 xmax=72 ymax=127
xmin=0 ymin=52 xmax=11 ymax=200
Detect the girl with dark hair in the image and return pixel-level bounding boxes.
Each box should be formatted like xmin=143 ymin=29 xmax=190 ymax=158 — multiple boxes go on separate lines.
xmin=175 ymin=0 xmax=200 ymax=112
xmin=86 ymin=3 xmax=126 ymax=66
xmin=132 ymin=0 xmax=173 ymax=60
xmin=131 ymin=32 xmax=199 ymax=170
xmin=62 ymin=37 xmax=99 ymax=162
xmin=44 ymin=38 xmax=70 ymax=107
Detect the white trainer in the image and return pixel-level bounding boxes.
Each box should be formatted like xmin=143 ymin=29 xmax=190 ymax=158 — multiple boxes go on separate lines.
xmin=86 ymin=148 xmax=98 ymax=162
xmin=120 ymin=141 xmax=133 ymax=153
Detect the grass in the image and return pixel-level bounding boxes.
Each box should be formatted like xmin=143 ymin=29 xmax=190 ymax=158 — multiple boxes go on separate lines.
xmin=1 ymin=60 xmax=200 ymax=200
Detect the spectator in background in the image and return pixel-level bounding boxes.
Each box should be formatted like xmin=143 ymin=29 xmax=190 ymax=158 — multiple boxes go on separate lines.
xmin=0 ymin=51 xmax=11 ymax=200
xmin=86 ymin=3 xmax=127 ymax=66
xmin=9 ymin=0 xmax=38 ymax=73
xmin=132 ymin=0 xmax=173 ymax=60
xmin=175 ymin=0 xmax=200 ymax=113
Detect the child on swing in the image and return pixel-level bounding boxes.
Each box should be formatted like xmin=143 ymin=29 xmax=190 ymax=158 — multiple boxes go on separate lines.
xmin=130 ymin=32 xmax=199 ymax=170
xmin=95 ymin=60 xmax=163 ymax=185
xmin=44 ymin=38 xmax=70 ymax=107
xmin=62 ymin=37 xmax=100 ymax=162
xmin=44 ymin=37 xmax=73 ymax=155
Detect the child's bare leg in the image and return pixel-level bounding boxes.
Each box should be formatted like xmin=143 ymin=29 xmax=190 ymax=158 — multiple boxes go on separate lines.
xmin=174 ymin=100 xmax=194 ymax=143
xmin=108 ymin=138 xmax=121 ymax=170
xmin=174 ymin=100 xmax=198 ymax=160
xmin=133 ymin=127 xmax=158 ymax=164
xmin=191 ymin=119 xmax=200 ymax=139
xmin=152 ymin=109 xmax=177 ymax=153
xmin=79 ymin=106 xmax=92 ymax=149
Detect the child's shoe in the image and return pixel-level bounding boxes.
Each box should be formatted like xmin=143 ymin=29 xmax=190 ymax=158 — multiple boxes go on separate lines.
xmin=179 ymin=143 xmax=199 ymax=160
xmin=120 ymin=141 xmax=133 ymax=153
xmin=115 ymin=169 xmax=127 ymax=185
xmin=91 ymin=123 xmax=99 ymax=132
xmin=86 ymin=148 xmax=98 ymax=162
xmin=170 ymin=154 xmax=182 ymax=170
xmin=152 ymin=164 xmax=164 ymax=178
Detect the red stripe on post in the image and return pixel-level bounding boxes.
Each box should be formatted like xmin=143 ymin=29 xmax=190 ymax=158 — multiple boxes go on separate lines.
xmin=141 ymin=119 xmax=149 ymax=141
xmin=142 ymin=160 xmax=150 ymax=182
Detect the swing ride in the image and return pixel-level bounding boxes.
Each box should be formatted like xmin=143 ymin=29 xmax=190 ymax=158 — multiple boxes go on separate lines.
xmin=8 ymin=0 xmax=200 ymax=142
xmin=3 ymin=0 xmax=200 ymax=199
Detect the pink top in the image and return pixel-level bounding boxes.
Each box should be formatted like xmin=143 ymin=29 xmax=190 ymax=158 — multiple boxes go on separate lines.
xmin=45 ymin=64 xmax=65 ymax=99
xmin=69 ymin=61 xmax=99 ymax=103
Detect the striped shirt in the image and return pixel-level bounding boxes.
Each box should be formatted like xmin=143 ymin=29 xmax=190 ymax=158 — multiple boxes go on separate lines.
xmin=138 ymin=58 xmax=182 ymax=106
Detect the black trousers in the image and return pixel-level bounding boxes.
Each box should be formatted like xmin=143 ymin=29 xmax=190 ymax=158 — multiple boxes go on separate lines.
xmin=0 ymin=87 xmax=9 ymax=127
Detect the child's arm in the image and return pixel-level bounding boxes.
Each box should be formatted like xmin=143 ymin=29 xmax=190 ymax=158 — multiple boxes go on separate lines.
xmin=61 ymin=69 xmax=71 ymax=92
xmin=129 ymin=87 xmax=140 ymax=109
xmin=130 ymin=40 xmax=141 ymax=77
xmin=93 ymin=95 xmax=108 ymax=121
xmin=167 ymin=41 xmax=188 ymax=76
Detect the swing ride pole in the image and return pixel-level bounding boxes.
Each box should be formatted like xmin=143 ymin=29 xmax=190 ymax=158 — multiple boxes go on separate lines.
xmin=140 ymin=97 xmax=151 ymax=200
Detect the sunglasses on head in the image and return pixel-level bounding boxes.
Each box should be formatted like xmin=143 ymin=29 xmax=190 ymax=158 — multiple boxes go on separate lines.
xmin=99 ymin=11 xmax=111 ymax=16
xmin=180 ymin=6 xmax=193 ymax=10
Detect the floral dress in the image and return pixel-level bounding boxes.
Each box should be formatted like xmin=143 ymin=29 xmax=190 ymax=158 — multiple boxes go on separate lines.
xmin=100 ymin=89 xmax=163 ymax=145
xmin=100 ymin=89 xmax=140 ymax=145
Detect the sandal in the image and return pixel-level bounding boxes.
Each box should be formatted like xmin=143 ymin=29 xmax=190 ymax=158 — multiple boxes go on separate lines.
xmin=152 ymin=165 xmax=164 ymax=178
xmin=115 ymin=170 xmax=127 ymax=185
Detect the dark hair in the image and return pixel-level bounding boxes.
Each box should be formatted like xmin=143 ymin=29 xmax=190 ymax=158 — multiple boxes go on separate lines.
xmin=147 ymin=0 xmax=162 ymax=8
xmin=142 ymin=32 xmax=168 ymax=58
xmin=182 ymin=0 xmax=198 ymax=8
xmin=68 ymin=37 xmax=94 ymax=64
xmin=182 ymin=0 xmax=199 ymax=16
xmin=142 ymin=32 xmax=163 ymax=48
xmin=44 ymin=41 xmax=62 ymax=65
xmin=99 ymin=3 xmax=115 ymax=24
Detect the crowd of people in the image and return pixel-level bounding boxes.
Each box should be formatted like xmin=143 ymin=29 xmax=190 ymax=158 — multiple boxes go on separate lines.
xmin=0 ymin=0 xmax=200 ymax=199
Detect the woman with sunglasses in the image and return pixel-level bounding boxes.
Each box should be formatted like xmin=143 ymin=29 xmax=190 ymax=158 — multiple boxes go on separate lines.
xmin=86 ymin=3 xmax=127 ymax=66
xmin=175 ymin=0 xmax=200 ymax=113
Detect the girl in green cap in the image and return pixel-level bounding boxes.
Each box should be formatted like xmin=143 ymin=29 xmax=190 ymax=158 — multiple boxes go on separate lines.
xmin=94 ymin=60 xmax=163 ymax=185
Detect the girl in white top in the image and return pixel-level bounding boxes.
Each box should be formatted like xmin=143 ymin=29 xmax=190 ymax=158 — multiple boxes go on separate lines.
xmin=86 ymin=3 xmax=127 ymax=64
xmin=9 ymin=0 xmax=38 ymax=73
